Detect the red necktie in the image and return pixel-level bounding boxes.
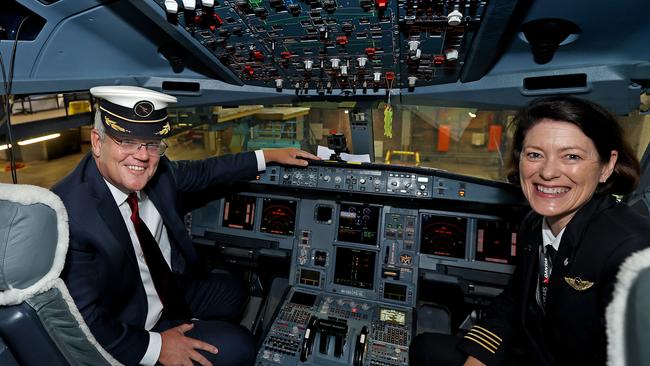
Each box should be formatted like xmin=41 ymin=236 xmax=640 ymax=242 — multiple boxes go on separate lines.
xmin=126 ymin=193 xmax=191 ymax=319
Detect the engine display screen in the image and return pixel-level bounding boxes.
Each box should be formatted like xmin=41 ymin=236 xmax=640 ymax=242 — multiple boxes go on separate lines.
xmin=260 ymin=198 xmax=297 ymax=236
xmin=475 ymin=219 xmax=519 ymax=265
xmin=379 ymin=308 xmax=406 ymax=326
xmin=337 ymin=203 xmax=380 ymax=245
xmin=333 ymin=247 xmax=376 ymax=290
xmin=383 ymin=282 xmax=407 ymax=302
xmin=222 ymin=195 xmax=256 ymax=231
xmin=299 ymin=268 xmax=321 ymax=287
xmin=420 ymin=214 xmax=467 ymax=258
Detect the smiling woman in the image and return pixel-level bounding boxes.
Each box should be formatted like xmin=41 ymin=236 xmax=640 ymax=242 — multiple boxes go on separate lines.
xmin=518 ymin=120 xmax=618 ymax=234
xmin=409 ymin=96 xmax=650 ymax=366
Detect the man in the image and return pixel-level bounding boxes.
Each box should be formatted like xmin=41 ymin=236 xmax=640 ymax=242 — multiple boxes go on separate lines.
xmin=52 ymin=86 xmax=319 ymax=366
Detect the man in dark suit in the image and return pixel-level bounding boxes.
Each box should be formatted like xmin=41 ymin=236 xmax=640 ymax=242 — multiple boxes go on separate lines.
xmin=52 ymin=86 xmax=318 ymax=366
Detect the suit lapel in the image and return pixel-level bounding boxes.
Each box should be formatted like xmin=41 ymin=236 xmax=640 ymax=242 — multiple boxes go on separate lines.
xmin=85 ymin=158 xmax=139 ymax=268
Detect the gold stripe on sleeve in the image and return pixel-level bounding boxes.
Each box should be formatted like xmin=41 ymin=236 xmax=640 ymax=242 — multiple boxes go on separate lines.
xmin=463 ymin=335 xmax=496 ymax=354
xmin=473 ymin=325 xmax=503 ymax=342
xmin=467 ymin=329 xmax=500 ymax=349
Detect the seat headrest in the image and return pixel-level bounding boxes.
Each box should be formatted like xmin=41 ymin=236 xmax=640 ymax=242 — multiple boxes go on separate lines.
xmin=607 ymin=246 xmax=650 ymax=366
xmin=0 ymin=183 xmax=68 ymax=306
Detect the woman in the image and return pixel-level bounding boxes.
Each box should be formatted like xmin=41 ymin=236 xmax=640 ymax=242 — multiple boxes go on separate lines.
xmin=410 ymin=96 xmax=650 ymax=366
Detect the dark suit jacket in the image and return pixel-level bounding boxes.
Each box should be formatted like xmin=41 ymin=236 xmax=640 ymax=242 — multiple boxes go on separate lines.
xmin=51 ymin=152 xmax=257 ymax=365
xmin=458 ymin=194 xmax=650 ymax=366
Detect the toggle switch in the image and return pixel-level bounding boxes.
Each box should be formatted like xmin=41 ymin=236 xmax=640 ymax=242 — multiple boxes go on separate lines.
xmin=304 ymin=60 xmax=314 ymax=72
xmin=408 ymin=76 xmax=417 ymax=87
xmin=357 ymin=57 xmax=368 ymax=68
xmin=182 ymin=0 xmax=196 ymax=10
xmin=408 ymin=40 xmax=420 ymax=52
xmin=445 ymin=48 xmax=459 ymax=61
xmin=165 ymin=0 xmax=179 ymax=13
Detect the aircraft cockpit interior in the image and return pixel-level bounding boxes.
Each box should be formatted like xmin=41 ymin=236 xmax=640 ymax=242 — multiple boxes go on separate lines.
xmin=2 ymin=0 xmax=650 ymax=365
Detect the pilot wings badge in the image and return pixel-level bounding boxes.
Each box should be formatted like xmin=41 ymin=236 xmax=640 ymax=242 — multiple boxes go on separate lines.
xmin=564 ymin=277 xmax=594 ymax=291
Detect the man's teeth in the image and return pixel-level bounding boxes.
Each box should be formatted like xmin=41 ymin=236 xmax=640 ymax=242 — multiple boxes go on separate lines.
xmin=126 ymin=165 xmax=145 ymax=171
xmin=537 ymin=185 xmax=568 ymax=194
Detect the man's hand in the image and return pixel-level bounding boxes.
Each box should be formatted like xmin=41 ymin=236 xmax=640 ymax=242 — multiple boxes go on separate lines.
xmin=159 ymin=323 xmax=218 ymax=366
xmin=463 ymin=356 xmax=487 ymax=366
xmin=263 ymin=148 xmax=320 ymax=167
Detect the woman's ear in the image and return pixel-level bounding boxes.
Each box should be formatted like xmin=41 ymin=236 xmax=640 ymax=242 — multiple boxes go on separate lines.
xmin=600 ymin=150 xmax=618 ymax=183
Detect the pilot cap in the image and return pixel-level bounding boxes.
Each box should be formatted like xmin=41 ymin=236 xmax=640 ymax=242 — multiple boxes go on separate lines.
xmin=90 ymin=86 xmax=176 ymax=139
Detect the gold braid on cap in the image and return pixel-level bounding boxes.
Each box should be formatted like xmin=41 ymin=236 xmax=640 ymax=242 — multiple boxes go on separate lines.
xmin=104 ymin=116 xmax=130 ymax=133
xmin=155 ymin=122 xmax=171 ymax=136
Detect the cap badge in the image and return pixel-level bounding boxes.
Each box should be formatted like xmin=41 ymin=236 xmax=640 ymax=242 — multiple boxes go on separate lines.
xmin=134 ymin=100 xmax=155 ymax=118
xmin=104 ymin=115 xmax=130 ymax=133
xmin=564 ymin=277 xmax=594 ymax=291
xmin=155 ymin=122 xmax=171 ymax=136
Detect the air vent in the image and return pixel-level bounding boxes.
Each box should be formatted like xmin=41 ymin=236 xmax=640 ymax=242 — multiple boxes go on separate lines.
xmin=162 ymin=81 xmax=201 ymax=93
xmin=523 ymin=73 xmax=587 ymax=92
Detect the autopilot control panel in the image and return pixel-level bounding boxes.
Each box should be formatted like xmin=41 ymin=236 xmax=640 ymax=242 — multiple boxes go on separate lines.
xmin=190 ymin=161 xmax=527 ymax=366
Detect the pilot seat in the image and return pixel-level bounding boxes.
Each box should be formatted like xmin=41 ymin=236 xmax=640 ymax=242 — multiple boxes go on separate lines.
xmin=0 ymin=183 xmax=120 ymax=365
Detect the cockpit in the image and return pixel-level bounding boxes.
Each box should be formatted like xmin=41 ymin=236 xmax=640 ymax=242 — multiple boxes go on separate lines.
xmin=2 ymin=0 xmax=650 ymax=365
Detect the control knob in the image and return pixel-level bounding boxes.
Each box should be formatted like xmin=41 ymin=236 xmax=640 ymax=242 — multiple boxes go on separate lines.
xmin=334 ymin=176 xmax=342 ymax=184
xmin=323 ymin=175 xmax=331 ymax=182
xmin=359 ymin=178 xmax=366 ymax=184
xmin=447 ymin=8 xmax=463 ymax=26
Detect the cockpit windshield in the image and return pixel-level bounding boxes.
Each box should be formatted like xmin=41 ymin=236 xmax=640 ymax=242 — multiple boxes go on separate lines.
xmin=164 ymin=101 xmax=650 ymax=182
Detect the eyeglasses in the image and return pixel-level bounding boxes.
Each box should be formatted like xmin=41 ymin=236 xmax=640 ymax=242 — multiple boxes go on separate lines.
xmin=107 ymin=135 xmax=168 ymax=156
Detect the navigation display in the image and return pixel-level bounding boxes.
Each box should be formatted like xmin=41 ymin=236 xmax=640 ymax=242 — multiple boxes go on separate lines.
xmin=337 ymin=203 xmax=380 ymax=245
xmin=475 ymin=219 xmax=519 ymax=265
xmin=333 ymin=247 xmax=376 ymax=290
xmin=420 ymin=214 xmax=467 ymax=258
xmin=222 ymin=195 xmax=256 ymax=231
xmin=260 ymin=198 xmax=297 ymax=236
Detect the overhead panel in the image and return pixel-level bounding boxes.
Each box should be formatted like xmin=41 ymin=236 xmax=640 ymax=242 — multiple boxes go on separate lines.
xmin=154 ymin=0 xmax=487 ymax=92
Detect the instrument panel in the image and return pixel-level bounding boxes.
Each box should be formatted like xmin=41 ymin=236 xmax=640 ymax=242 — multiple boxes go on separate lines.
xmin=190 ymin=162 xmax=526 ymax=365
xmin=150 ymin=0 xmax=488 ymax=91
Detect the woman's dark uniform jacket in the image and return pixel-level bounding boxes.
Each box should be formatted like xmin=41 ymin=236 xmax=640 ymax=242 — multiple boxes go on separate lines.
xmin=51 ymin=151 xmax=258 ymax=365
xmin=457 ymin=194 xmax=650 ymax=365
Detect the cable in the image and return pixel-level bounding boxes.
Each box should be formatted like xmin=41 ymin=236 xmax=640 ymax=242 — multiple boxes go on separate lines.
xmin=0 ymin=15 xmax=30 ymax=184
